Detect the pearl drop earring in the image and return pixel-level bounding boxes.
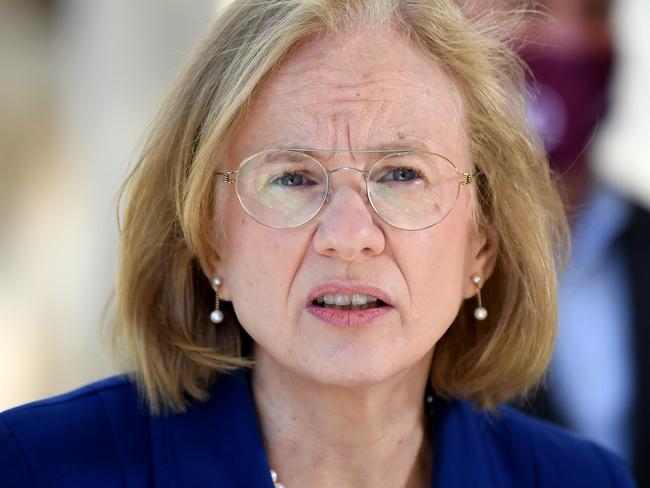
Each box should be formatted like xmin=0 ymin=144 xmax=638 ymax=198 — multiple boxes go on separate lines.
xmin=471 ymin=274 xmax=488 ymax=321
xmin=210 ymin=276 xmax=224 ymax=324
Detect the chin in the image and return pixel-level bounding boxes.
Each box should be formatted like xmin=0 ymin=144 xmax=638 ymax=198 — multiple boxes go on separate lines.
xmin=291 ymin=351 xmax=419 ymax=389
xmin=252 ymin=327 xmax=436 ymax=388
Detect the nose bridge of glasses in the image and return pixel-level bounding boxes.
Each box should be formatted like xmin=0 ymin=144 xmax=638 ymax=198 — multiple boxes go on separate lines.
xmin=328 ymin=166 xmax=369 ymax=177
xmin=325 ymin=166 xmax=370 ymax=201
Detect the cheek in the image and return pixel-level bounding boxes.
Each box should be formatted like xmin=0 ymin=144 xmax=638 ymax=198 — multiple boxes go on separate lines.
xmin=222 ymin=232 xmax=287 ymax=340
xmin=398 ymin=215 xmax=470 ymax=326
xmin=219 ymin=198 xmax=307 ymax=335
xmin=410 ymin=248 xmax=464 ymax=318
xmin=219 ymin=198 xmax=269 ymax=314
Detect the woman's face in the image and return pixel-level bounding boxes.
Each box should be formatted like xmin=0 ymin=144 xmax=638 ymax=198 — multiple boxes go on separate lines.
xmin=215 ymin=29 xmax=493 ymax=386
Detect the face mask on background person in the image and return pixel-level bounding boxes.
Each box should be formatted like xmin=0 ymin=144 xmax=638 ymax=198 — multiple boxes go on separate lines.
xmin=521 ymin=45 xmax=614 ymax=175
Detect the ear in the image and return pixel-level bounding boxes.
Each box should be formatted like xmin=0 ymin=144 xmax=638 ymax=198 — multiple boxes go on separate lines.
xmin=462 ymin=225 xmax=498 ymax=299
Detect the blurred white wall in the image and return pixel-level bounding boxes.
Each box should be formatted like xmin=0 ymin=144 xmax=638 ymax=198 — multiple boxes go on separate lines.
xmin=1 ymin=0 xmax=648 ymax=411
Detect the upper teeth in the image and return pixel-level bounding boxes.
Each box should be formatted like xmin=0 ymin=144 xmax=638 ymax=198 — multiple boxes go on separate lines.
xmin=316 ymin=294 xmax=379 ymax=306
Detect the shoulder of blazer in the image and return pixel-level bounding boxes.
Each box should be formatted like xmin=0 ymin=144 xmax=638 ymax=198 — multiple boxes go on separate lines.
xmin=433 ymin=396 xmax=637 ymax=487
xmin=0 ymin=375 xmax=152 ymax=487
xmin=489 ymin=404 xmax=636 ymax=487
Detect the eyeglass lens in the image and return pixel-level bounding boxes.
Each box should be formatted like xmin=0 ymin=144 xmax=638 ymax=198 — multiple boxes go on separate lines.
xmin=235 ymin=149 xmax=462 ymax=230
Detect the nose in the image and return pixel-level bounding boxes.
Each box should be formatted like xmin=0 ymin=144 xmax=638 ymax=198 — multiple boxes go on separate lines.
xmin=312 ymin=170 xmax=385 ymax=261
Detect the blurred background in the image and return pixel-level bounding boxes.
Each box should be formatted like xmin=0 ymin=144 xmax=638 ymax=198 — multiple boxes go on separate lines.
xmin=0 ymin=0 xmax=230 ymax=410
xmin=512 ymin=0 xmax=649 ymax=483
xmin=0 ymin=0 xmax=648 ymax=476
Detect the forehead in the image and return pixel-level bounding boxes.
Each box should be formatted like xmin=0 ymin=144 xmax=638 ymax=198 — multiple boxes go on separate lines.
xmin=228 ymin=28 xmax=468 ymax=164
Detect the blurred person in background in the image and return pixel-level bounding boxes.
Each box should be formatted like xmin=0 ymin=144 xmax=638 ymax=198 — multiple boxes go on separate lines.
xmin=518 ymin=0 xmax=650 ymax=484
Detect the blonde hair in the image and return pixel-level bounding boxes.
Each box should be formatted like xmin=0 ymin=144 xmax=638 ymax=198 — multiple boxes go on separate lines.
xmin=115 ymin=0 xmax=568 ymax=414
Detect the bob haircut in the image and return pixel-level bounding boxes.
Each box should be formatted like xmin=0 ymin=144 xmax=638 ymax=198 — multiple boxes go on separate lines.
xmin=115 ymin=0 xmax=568 ymax=414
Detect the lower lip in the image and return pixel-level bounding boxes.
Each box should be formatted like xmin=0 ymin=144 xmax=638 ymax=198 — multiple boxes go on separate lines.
xmin=306 ymin=304 xmax=393 ymax=327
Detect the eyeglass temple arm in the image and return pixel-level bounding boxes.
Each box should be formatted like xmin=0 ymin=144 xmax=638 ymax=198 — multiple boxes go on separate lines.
xmin=216 ymin=170 xmax=238 ymax=183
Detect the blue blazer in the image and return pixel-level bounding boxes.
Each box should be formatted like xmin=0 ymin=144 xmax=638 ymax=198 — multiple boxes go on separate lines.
xmin=0 ymin=371 xmax=636 ymax=487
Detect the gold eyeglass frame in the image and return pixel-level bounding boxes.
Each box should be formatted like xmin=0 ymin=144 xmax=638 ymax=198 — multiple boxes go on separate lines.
xmin=216 ymin=147 xmax=476 ymax=231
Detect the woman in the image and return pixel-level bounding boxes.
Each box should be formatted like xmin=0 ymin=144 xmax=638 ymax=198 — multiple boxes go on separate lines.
xmin=0 ymin=0 xmax=636 ymax=486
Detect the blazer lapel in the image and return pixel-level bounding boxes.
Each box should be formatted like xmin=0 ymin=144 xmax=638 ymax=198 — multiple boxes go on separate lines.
xmin=150 ymin=370 xmax=274 ymax=487
xmin=431 ymin=396 xmax=510 ymax=488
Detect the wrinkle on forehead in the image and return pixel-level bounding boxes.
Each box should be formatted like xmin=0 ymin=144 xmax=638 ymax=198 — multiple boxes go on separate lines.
xmin=267 ymin=27 xmax=454 ymax=93
xmin=232 ymin=28 xmax=468 ymax=165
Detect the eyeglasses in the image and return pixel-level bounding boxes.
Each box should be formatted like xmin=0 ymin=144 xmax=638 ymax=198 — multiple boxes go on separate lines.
xmin=216 ymin=148 xmax=476 ymax=231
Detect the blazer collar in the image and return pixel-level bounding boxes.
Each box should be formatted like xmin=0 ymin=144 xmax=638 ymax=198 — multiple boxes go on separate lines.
xmin=431 ymin=394 xmax=505 ymax=487
xmin=150 ymin=369 xmax=499 ymax=487
xmin=150 ymin=371 xmax=274 ymax=487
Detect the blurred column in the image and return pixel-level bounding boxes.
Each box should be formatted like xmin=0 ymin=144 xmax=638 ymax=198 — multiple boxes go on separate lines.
xmin=1 ymin=0 xmax=216 ymax=410
xmin=0 ymin=0 xmax=57 ymax=412
xmin=595 ymin=0 xmax=650 ymax=206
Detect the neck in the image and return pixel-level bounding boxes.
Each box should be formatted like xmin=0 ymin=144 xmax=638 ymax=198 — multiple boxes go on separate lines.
xmin=251 ymin=349 xmax=434 ymax=488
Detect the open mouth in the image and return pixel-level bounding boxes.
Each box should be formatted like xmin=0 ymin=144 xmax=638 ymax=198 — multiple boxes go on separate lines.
xmin=312 ymin=293 xmax=387 ymax=311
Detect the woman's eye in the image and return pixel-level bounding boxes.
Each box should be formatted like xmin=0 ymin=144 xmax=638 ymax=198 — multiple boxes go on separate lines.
xmin=272 ymin=172 xmax=311 ymax=187
xmin=379 ymin=167 xmax=423 ymax=183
